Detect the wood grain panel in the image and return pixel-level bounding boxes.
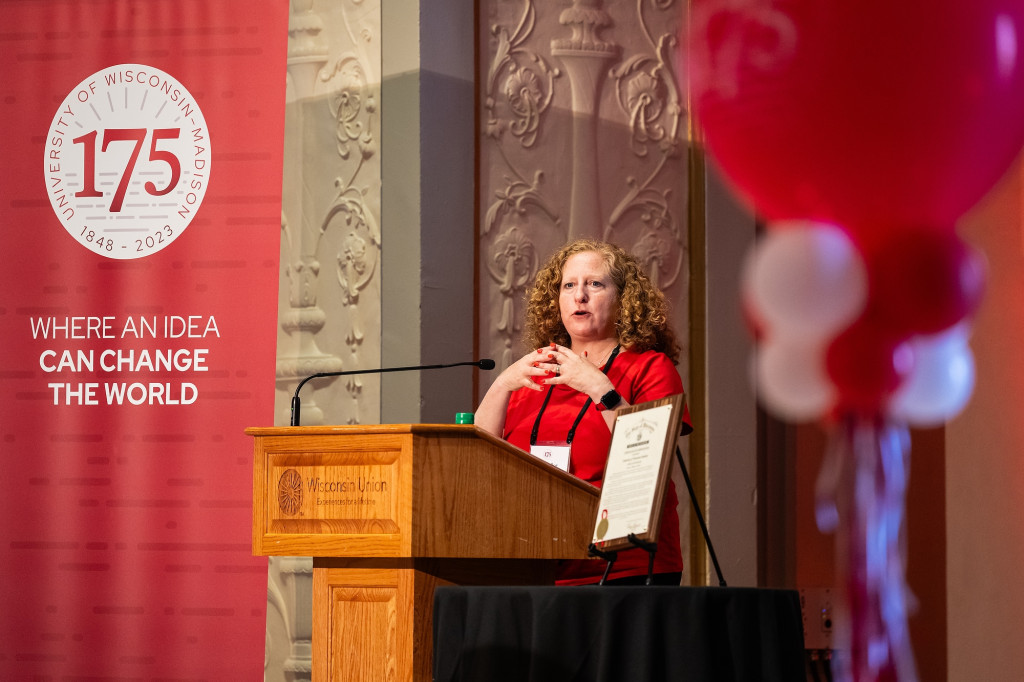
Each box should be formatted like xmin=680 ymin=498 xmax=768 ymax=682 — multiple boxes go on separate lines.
xmin=411 ymin=432 xmax=598 ymax=558
xmin=330 ymin=587 xmax=397 ymax=682
xmin=251 ymin=427 xmax=415 ymax=557
xmin=313 ymin=564 xmax=410 ymax=682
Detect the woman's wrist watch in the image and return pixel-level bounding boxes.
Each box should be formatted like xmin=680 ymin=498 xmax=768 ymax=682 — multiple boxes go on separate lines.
xmin=595 ymin=389 xmax=621 ymax=412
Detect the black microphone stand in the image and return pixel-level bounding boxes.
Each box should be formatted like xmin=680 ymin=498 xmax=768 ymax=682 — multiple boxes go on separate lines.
xmin=290 ymin=359 xmax=495 ymax=426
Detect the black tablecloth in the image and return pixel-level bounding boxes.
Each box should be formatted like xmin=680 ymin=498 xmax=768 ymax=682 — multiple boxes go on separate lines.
xmin=433 ymin=586 xmax=805 ymax=682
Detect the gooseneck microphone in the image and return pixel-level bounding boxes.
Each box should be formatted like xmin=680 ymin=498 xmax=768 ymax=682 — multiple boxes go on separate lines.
xmin=289 ymin=358 xmax=495 ymax=426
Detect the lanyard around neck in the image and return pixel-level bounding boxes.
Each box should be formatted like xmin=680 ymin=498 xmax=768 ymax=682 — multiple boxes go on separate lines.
xmin=529 ymin=345 xmax=621 ymax=447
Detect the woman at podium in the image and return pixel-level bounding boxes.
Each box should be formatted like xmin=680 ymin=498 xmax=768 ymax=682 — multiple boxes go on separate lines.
xmin=476 ymin=239 xmax=692 ymax=585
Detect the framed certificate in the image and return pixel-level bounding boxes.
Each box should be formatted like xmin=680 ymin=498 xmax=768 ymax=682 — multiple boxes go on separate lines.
xmin=591 ymin=393 xmax=686 ymax=553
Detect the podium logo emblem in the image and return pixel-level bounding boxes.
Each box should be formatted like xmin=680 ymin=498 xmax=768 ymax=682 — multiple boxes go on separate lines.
xmin=277 ymin=468 xmax=302 ymax=515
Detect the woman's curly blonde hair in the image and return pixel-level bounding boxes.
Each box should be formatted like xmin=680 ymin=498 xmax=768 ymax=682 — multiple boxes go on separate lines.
xmin=523 ymin=239 xmax=681 ymax=363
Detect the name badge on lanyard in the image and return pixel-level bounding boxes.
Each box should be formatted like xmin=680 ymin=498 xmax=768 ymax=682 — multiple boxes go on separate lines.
xmin=530 ymin=441 xmax=571 ymax=472
xmin=527 ymin=345 xmax=621 ymax=475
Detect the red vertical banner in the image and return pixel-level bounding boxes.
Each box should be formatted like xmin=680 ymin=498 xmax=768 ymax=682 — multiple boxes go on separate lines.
xmin=0 ymin=2 xmax=287 ymax=678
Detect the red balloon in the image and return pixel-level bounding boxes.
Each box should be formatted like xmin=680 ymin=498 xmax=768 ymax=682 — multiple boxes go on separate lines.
xmin=825 ymin=317 xmax=913 ymax=416
xmin=865 ymin=229 xmax=987 ymax=336
xmin=688 ymin=0 xmax=1024 ymax=230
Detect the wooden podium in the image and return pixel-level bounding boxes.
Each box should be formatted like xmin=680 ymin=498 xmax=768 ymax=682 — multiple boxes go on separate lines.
xmin=248 ymin=424 xmax=600 ymax=682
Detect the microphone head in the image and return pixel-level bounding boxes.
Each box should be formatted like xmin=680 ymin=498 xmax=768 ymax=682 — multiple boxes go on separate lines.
xmin=478 ymin=359 xmax=496 ymax=370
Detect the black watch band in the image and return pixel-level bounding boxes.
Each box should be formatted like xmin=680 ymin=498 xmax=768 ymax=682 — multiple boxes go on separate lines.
xmin=596 ymin=389 xmax=621 ymax=412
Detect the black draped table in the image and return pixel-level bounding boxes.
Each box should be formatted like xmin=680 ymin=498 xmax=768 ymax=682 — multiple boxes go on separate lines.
xmin=433 ymin=586 xmax=805 ymax=682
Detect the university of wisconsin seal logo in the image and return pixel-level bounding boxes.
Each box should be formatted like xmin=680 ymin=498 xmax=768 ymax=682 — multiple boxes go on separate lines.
xmin=44 ymin=63 xmax=211 ymax=259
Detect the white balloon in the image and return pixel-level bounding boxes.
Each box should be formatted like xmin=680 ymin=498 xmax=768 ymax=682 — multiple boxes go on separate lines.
xmin=753 ymin=335 xmax=836 ymax=422
xmin=743 ymin=221 xmax=867 ymax=341
xmin=889 ymin=326 xmax=975 ymax=427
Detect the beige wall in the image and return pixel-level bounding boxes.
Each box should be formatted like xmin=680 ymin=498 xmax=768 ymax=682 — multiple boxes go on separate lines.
xmin=949 ymin=155 xmax=1024 ymax=681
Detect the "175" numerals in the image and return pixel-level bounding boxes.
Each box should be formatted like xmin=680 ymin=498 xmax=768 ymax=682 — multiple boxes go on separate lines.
xmin=73 ymin=128 xmax=182 ymax=212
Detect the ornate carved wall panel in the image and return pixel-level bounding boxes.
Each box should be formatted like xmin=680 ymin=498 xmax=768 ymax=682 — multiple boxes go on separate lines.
xmin=276 ymin=0 xmax=382 ymax=430
xmin=268 ymin=2 xmax=381 ymax=681
xmin=478 ymin=0 xmax=690 ymax=371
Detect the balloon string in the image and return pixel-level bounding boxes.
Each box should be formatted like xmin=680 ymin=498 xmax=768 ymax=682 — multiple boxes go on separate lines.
xmin=815 ymin=416 xmax=919 ymax=682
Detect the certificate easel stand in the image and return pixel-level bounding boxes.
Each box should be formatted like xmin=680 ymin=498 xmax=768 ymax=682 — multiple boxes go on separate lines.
xmin=627 ymin=533 xmax=657 ymax=584
xmin=587 ymin=534 xmax=658 ymax=585
xmin=586 ymin=543 xmax=617 ymax=584
xmin=588 ymin=395 xmax=700 ymax=588
xmin=675 ymin=446 xmax=727 ymax=587
xmin=588 ymin=450 xmax=727 ymax=587
xmin=584 ymin=393 xmax=727 ymax=589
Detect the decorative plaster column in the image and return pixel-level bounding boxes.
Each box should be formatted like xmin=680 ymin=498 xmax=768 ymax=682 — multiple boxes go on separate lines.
xmin=266 ymin=3 xmax=327 ymax=681
xmin=551 ymin=0 xmax=620 ymax=241
xmin=269 ymin=2 xmax=382 ymax=677
xmin=277 ymin=0 xmax=344 ymax=428
xmin=266 ymin=557 xmax=313 ymax=682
